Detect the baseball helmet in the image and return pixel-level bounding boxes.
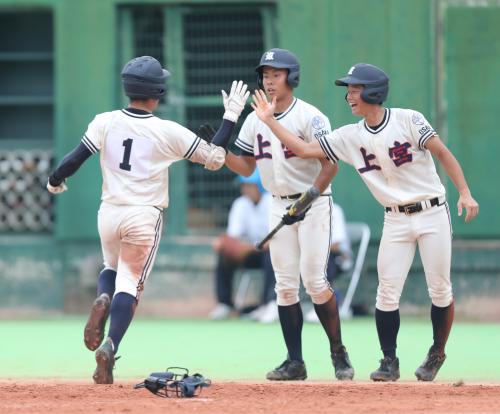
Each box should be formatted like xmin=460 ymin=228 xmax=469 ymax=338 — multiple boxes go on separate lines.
xmin=255 ymin=48 xmax=300 ymax=89
xmin=121 ymin=56 xmax=170 ymax=100
xmin=238 ymin=170 xmax=265 ymax=194
xmin=335 ymin=63 xmax=389 ymax=104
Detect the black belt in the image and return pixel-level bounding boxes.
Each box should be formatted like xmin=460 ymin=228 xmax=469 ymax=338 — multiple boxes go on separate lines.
xmin=385 ymin=197 xmax=441 ymax=215
xmin=273 ymin=193 xmax=332 ymax=200
xmin=275 ymin=193 xmax=301 ymax=200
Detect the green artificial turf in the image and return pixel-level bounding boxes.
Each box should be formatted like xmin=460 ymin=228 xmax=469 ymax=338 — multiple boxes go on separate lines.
xmin=1 ymin=317 xmax=498 ymax=382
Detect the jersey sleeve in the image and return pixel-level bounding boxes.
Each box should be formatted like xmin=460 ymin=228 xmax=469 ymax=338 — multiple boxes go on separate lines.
xmin=318 ymin=127 xmax=353 ymax=165
xmin=234 ymin=115 xmax=255 ymax=153
xmin=82 ymin=113 xmax=108 ymax=154
xmin=407 ymin=110 xmax=437 ymax=150
xmin=160 ymin=121 xmax=201 ymax=160
xmin=307 ymin=113 xmax=331 ymax=143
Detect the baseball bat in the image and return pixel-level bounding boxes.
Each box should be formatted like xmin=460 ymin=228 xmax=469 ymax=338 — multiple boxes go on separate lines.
xmin=255 ymin=220 xmax=285 ymax=251
xmin=255 ymin=186 xmax=320 ymax=250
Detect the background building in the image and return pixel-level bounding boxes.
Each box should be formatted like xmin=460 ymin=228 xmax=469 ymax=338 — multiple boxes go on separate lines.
xmin=0 ymin=0 xmax=498 ymax=317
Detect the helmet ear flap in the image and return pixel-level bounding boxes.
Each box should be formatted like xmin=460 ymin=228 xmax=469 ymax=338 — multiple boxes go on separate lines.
xmin=361 ymin=84 xmax=388 ymax=104
xmin=256 ymin=70 xmax=264 ymax=90
xmin=287 ymin=70 xmax=300 ymax=88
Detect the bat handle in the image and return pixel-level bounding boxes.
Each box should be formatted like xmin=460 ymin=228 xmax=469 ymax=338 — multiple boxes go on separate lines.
xmin=255 ymin=240 xmax=265 ymax=251
xmin=255 ymin=221 xmax=284 ymax=250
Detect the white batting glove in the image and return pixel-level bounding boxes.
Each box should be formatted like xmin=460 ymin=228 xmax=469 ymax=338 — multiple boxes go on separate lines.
xmin=47 ymin=178 xmax=68 ymax=194
xmin=222 ymin=80 xmax=250 ymax=123
xmin=204 ymin=145 xmax=226 ymax=171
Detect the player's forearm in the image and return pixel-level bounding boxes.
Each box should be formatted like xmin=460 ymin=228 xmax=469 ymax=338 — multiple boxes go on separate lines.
xmin=436 ymin=148 xmax=470 ymax=195
xmin=224 ymin=152 xmax=256 ymax=176
xmin=49 ymin=143 xmax=92 ymax=186
xmin=314 ymin=160 xmax=338 ymax=193
xmin=210 ymin=119 xmax=235 ymax=148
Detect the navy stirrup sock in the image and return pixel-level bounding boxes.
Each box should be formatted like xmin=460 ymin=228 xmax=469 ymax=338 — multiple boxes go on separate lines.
xmin=97 ymin=268 xmax=117 ymax=298
xmin=278 ymin=302 xmax=304 ymax=362
xmin=107 ymin=292 xmax=137 ymax=354
xmin=375 ymin=308 xmax=400 ymax=359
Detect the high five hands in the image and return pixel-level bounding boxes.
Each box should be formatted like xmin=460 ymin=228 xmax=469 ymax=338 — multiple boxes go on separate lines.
xmin=251 ymin=89 xmax=276 ymax=123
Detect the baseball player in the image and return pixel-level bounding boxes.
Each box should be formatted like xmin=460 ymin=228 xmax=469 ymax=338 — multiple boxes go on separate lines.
xmin=46 ymin=56 xmax=249 ymax=384
xmin=215 ymin=48 xmax=354 ymax=381
xmin=252 ymin=63 xmax=479 ymax=382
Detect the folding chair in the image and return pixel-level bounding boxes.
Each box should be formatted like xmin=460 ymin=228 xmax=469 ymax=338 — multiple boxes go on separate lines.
xmin=339 ymin=222 xmax=371 ymax=319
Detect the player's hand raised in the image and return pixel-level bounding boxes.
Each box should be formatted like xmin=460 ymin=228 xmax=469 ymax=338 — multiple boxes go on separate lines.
xmin=251 ymin=89 xmax=276 ymax=123
xmin=222 ymin=80 xmax=249 ymax=123
xmin=457 ymin=190 xmax=479 ymax=222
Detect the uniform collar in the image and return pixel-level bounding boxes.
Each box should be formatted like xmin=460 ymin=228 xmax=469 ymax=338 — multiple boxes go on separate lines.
xmin=364 ymin=108 xmax=390 ymax=134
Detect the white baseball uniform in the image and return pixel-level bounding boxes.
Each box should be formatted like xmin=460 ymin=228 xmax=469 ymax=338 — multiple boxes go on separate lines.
xmin=318 ymin=108 xmax=453 ymax=311
xmin=236 ymin=98 xmax=335 ymax=306
xmin=83 ymin=108 xmax=215 ymax=298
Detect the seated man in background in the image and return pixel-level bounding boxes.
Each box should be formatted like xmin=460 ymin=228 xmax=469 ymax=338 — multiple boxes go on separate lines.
xmin=306 ymin=202 xmax=352 ymax=322
xmin=210 ymin=170 xmax=277 ymax=322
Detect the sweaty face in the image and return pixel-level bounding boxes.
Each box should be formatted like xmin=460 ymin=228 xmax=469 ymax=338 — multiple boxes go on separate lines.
xmin=346 ymin=84 xmax=368 ymax=116
xmin=261 ymin=67 xmax=291 ymax=100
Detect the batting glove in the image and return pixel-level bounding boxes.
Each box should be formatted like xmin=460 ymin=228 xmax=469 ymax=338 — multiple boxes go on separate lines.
xmin=46 ymin=178 xmax=68 ymax=194
xmin=282 ymin=205 xmax=311 ymax=225
xmin=204 ymin=144 xmax=226 ymax=171
xmin=222 ymin=80 xmax=250 ymax=123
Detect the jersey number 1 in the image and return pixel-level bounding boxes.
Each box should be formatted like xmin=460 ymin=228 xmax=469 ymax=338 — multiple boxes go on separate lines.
xmin=119 ymin=138 xmax=133 ymax=171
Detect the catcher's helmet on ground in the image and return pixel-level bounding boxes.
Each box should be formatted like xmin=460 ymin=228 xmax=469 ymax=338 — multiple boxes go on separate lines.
xmin=255 ymin=48 xmax=300 ymax=89
xmin=121 ymin=56 xmax=170 ymax=100
xmin=335 ymin=63 xmax=389 ymax=104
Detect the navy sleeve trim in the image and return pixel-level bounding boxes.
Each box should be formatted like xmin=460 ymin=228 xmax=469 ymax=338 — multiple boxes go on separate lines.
xmin=318 ymin=136 xmax=339 ymax=163
xmin=184 ymin=136 xmax=202 ymax=159
xmin=240 ymin=149 xmax=254 ymax=157
xmin=419 ymin=130 xmax=436 ymax=150
xmin=235 ymin=138 xmax=253 ymax=153
xmin=82 ymin=134 xmax=99 ymax=154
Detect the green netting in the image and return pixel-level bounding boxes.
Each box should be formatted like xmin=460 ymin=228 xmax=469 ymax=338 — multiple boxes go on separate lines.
xmin=126 ymin=5 xmax=270 ymax=231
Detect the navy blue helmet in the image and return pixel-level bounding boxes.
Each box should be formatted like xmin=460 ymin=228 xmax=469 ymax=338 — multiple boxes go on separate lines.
xmin=255 ymin=48 xmax=300 ymax=89
xmin=121 ymin=56 xmax=170 ymax=100
xmin=335 ymin=63 xmax=389 ymax=104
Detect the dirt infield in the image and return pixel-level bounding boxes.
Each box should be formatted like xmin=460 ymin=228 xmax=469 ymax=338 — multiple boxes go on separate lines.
xmin=1 ymin=381 xmax=500 ymax=414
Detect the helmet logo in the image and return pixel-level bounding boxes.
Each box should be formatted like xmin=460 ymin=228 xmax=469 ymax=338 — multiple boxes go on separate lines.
xmin=348 ymin=66 xmax=355 ymax=75
xmin=265 ymin=52 xmax=275 ymax=61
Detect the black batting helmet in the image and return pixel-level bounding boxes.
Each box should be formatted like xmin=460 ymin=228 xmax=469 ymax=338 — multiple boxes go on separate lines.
xmin=255 ymin=48 xmax=300 ymax=89
xmin=121 ymin=56 xmax=170 ymax=100
xmin=335 ymin=63 xmax=389 ymax=104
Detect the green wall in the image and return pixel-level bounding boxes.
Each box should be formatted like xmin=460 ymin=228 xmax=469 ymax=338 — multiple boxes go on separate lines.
xmin=0 ymin=0 xmax=497 ymax=239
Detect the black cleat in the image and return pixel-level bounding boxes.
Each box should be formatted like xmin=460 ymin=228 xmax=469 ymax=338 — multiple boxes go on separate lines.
xmin=331 ymin=346 xmax=355 ymax=380
xmin=415 ymin=348 xmax=446 ymax=381
xmin=266 ymin=358 xmax=307 ymax=381
xmin=370 ymin=356 xmax=400 ymax=382
xmin=93 ymin=338 xmax=115 ymax=384
xmin=84 ymin=294 xmax=110 ymax=351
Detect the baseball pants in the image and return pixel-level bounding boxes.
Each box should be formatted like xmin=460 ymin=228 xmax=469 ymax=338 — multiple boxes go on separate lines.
xmin=376 ymin=203 xmax=453 ymax=311
xmin=98 ymin=202 xmax=163 ymax=300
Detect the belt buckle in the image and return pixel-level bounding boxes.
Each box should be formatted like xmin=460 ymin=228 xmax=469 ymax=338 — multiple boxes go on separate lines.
xmin=403 ymin=203 xmax=421 ymax=215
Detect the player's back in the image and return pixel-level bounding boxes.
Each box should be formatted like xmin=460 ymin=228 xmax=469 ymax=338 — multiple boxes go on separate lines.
xmin=84 ymin=108 xmax=199 ymax=208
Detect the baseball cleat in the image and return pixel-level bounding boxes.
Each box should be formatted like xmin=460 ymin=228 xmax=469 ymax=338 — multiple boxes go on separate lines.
xmin=84 ymin=294 xmax=110 ymax=351
xmin=415 ymin=347 xmax=446 ymax=381
xmin=370 ymin=356 xmax=400 ymax=382
xmin=266 ymin=358 xmax=307 ymax=381
xmin=93 ymin=338 xmax=115 ymax=384
xmin=331 ymin=346 xmax=355 ymax=380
